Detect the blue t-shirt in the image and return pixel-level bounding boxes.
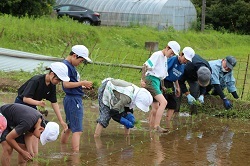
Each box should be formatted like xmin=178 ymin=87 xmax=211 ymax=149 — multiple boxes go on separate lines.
xmin=62 ymin=60 xmax=84 ymax=96
xmin=165 ymin=56 xmax=185 ymax=82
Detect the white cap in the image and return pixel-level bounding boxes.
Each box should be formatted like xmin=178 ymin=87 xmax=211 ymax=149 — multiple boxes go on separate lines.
xmin=50 ymin=62 xmax=70 ymax=81
xmin=0 ymin=113 xmax=7 ymax=137
xmin=168 ymin=41 xmax=180 ymax=55
xmin=40 ymin=122 xmax=59 ymax=145
xmin=183 ymin=47 xmax=195 ymax=62
xmin=134 ymin=88 xmax=153 ymax=112
xmin=72 ymin=45 xmax=92 ymax=62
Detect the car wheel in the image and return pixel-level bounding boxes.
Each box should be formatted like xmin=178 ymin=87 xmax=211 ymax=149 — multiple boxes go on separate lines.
xmin=82 ymin=19 xmax=92 ymax=25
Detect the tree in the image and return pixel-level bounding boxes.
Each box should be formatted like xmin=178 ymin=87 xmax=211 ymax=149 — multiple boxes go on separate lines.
xmin=0 ymin=0 xmax=56 ymax=17
xmin=191 ymin=0 xmax=250 ymax=34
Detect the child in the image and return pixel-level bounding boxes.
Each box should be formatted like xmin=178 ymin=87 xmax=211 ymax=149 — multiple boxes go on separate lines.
xmin=15 ymin=62 xmax=70 ymax=156
xmin=0 ymin=103 xmax=59 ymax=165
xmin=60 ymin=45 xmax=93 ymax=152
xmin=141 ymin=41 xmax=180 ymax=132
xmin=94 ymin=78 xmax=153 ymax=138
xmin=163 ymin=47 xmax=195 ymax=129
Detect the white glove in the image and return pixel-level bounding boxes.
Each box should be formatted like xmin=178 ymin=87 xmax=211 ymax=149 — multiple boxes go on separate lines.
xmin=198 ymin=95 xmax=204 ymax=104
xmin=187 ymin=94 xmax=196 ymax=105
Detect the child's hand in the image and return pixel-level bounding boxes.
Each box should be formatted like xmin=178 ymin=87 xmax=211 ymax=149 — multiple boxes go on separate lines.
xmin=82 ymin=81 xmax=93 ymax=89
xmin=38 ymin=100 xmax=46 ymax=107
xmin=140 ymin=79 xmax=146 ymax=87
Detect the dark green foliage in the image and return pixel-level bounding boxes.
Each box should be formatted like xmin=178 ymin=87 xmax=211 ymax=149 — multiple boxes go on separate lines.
xmin=191 ymin=0 xmax=250 ymax=34
xmin=0 ymin=0 xmax=55 ymax=17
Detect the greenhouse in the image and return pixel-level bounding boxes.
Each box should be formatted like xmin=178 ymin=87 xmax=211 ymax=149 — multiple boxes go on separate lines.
xmin=56 ymin=0 xmax=197 ymax=30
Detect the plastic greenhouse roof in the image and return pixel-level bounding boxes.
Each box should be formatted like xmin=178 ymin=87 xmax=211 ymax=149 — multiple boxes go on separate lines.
xmin=56 ymin=0 xmax=191 ymax=14
xmin=56 ymin=0 xmax=197 ymax=30
xmin=0 ymin=48 xmax=62 ymax=72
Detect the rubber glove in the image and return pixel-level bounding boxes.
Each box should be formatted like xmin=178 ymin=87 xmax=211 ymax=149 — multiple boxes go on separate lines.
xmin=198 ymin=95 xmax=204 ymax=104
xmin=125 ymin=113 xmax=135 ymax=124
xmin=120 ymin=117 xmax=134 ymax=129
xmin=223 ymin=98 xmax=232 ymax=110
xmin=231 ymin=91 xmax=239 ymax=99
xmin=187 ymin=94 xmax=196 ymax=105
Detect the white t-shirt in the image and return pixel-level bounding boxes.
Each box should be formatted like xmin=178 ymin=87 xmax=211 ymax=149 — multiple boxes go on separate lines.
xmin=144 ymin=50 xmax=168 ymax=80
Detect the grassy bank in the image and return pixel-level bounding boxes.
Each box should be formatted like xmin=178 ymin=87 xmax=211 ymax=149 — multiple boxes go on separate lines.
xmin=0 ymin=15 xmax=249 ymax=59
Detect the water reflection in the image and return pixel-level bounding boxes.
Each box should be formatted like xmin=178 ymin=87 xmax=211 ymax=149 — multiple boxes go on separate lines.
xmin=60 ymin=144 xmax=81 ymax=166
xmin=206 ymin=126 xmax=234 ymax=166
xmin=150 ymin=132 xmax=165 ymax=165
xmin=0 ymin=93 xmax=250 ymax=166
xmin=93 ymin=135 xmax=134 ymax=165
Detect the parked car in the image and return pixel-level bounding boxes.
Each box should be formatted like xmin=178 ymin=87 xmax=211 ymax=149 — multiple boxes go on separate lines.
xmin=54 ymin=4 xmax=101 ymax=26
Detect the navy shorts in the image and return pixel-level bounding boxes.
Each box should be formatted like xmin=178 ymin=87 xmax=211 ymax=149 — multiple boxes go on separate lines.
xmin=63 ymin=95 xmax=83 ymax=133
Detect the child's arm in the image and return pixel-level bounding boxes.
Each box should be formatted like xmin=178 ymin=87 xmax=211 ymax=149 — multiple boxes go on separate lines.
xmin=6 ymin=129 xmax=33 ymax=161
xmin=51 ymin=103 xmax=68 ymax=132
xmin=141 ymin=64 xmax=148 ymax=87
xmin=24 ymin=133 xmax=35 ymax=157
xmin=63 ymin=80 xmax=93 ymax=89
xmin=174 ymin=80 xmax=181 ymax=97
xmin=23 ymin=97 xmax=45 ymax=107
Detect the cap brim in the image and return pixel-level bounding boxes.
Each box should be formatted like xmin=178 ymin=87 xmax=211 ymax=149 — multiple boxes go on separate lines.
xmin=85 ymin=57 xmax=92 ymax=63
xmin=40 ymin=132 xmax=46 ymax=145
xmin=58 ymin=75 xmax=70 ymax=82
xmin=185 ymin=56 xmax=192 ymax=62
xmin=173 ymin=50 xmax=179 ymax=55
xmin=135 ymin=102 xmax=150 ymax=112
xmin=198 ymin=80 xmax=210 ymax=87
xmin=226 ymin=61 xmax=233 ymax=70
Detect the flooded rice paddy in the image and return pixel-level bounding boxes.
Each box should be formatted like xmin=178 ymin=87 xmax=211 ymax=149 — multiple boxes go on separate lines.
xmin=0 ymin=92 xmax=249 ymax=166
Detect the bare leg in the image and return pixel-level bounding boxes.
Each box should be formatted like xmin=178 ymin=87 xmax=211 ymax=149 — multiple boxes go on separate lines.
xmin=94 ymin=137 xmax=103 ymax=149
xmin=153 ymin=94 xmax=167 ymax=129
xmin=18 ymin=144 xmax=28 ymax=166
xmin=149 ymin=102 xmax=159 ymax=129
xmin=61 ymin=129 xmax=71 ymax=144
xmin=166 ymin=109 xmax=174 ymax=129
xmin=32 ymin=136 xmax=39 ymax=156
xmin=124 ymin=127 xmax=130 ymax=135
xmin=94 ymin=123 xmax=103 ymax=138
xmin=71 ymin=131 xmax=82 ymax=152
xmin=1 ymin=141 xmax=13 ymax=166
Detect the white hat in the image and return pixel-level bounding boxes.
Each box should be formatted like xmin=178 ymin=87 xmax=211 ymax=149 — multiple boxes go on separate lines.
xmin=0 ymin=113 xmax=7 ymax=137
xmin=72 ymin=45 xmax=92 ymax=62
xmin=183 ymin=47 xmax=195 ymax=62
xmin=134 ymin=88 xmax=153 ymax=112
xmin=50 ymin=62 xmax=70 ymax=81
xmin=40 ymin=122 xmax=59 ymax=145
xmin=168 ymin=41 xmax=180 ymax=55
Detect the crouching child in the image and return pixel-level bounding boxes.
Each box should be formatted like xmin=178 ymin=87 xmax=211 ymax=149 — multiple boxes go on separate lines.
xmin=94 ymin=78 xmax=153 ymax=138
xmin=0 ymin=103 xmax=59 ymax=166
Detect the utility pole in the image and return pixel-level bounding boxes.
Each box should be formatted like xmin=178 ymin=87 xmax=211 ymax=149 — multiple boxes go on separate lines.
xmin=201 ymin=0 xmax=206 ymax=32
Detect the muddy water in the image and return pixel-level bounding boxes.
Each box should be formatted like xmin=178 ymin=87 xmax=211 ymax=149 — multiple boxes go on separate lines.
xmin=0 ymin=92 xmax=250 ymax=166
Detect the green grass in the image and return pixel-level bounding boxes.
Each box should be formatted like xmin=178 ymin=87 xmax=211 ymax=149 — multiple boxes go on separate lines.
xmin=0 ymin=14 xmax=249 ymax=59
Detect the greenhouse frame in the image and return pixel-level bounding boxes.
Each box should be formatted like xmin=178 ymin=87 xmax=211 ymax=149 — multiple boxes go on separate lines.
xmin=56 ymin=0 xmax=197 ymax=30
